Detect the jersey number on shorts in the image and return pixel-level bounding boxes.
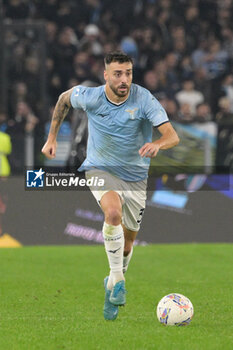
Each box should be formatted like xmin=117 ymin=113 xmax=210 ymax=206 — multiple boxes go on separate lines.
xmin=137 ymin=208 xmax=145 ymax=224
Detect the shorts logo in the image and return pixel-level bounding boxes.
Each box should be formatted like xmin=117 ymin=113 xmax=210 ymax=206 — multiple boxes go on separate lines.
xmin=26 ymin=168 xmax=45 ymax=188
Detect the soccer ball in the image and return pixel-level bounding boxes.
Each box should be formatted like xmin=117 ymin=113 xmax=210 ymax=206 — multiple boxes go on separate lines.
xmin=156 ymin=293 xmax=194 ymax=326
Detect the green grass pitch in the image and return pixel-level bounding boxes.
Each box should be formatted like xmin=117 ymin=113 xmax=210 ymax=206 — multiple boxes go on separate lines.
xmin=0 ymin=244 xmax=232 ymax=350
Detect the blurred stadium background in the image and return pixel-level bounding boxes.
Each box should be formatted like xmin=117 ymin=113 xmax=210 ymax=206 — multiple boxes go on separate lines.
xmin=0 ymin=0 xmax=232 ymax=247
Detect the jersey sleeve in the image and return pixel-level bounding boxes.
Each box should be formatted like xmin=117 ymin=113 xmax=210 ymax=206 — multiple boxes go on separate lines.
xmin=70 ymin=85 xmax=88 ymax=111
xmin=143 ymin=91 xmax=169 ymax=127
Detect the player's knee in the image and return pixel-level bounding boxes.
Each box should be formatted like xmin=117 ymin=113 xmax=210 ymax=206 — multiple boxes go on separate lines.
xmin=105 ymin=207 xmax=122 ymax=225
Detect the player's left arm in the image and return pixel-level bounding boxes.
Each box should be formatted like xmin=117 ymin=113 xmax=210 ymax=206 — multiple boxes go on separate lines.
xmin=139 ymin=122 xmax=180 ymax=158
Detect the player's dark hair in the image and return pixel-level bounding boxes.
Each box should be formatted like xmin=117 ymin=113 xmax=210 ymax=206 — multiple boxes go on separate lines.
xmin=104 ymin=52 xmax=133 ymax=65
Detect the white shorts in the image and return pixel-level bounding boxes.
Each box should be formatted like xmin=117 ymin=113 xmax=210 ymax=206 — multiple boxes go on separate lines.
xmin=85 ymin=169 xmax=147 ymax=232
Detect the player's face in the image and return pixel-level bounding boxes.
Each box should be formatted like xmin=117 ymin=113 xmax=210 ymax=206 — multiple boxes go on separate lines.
xmin=104 ymin=62 xmax=133 ymax=98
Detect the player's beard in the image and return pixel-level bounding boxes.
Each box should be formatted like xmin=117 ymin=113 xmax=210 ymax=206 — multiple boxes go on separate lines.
xmin=109 ymin=83 xmax=130 ymax=97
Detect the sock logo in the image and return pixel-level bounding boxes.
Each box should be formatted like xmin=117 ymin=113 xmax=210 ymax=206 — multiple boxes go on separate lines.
xmin=107 ymin=247 xmax=121 ymax=254
xmin=104 ymin=234 xmax=122 ymax=241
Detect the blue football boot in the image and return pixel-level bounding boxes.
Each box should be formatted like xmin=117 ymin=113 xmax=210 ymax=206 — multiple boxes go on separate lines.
xmin=109 ymin=280 xmax=126 ymax=306
xmin=103 ymin=276 xmax=119 ymax=320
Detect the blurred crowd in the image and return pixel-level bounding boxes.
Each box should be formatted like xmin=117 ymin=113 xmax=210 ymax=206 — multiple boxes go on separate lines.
xmin=1 ymin=0 xmax=233 ymax=172
xmin=2 ymin=0 xmax=233 ymax=122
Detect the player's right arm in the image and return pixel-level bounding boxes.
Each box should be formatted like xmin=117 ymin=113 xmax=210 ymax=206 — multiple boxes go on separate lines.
xmin=41 ymin=88 xmax=74 ymax=159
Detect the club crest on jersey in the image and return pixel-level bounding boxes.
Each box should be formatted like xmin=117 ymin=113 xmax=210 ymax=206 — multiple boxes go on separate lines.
xmin=125 ymin=107 xmax=138 ymax=120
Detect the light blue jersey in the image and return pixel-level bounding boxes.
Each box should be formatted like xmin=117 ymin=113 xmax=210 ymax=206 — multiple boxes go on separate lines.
xmin=70 ymin=83 xmax=169 ymax=181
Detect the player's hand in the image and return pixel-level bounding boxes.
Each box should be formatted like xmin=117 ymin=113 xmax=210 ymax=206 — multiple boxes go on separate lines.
xmin=139 ymin=142 xmax=160 ymax=158
xmin=41 ymin=140 xmax=57 ymax=159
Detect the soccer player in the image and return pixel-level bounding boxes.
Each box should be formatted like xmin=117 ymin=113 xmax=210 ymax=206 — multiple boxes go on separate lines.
xmin=42 ymin=52 xmax=179 ymax=320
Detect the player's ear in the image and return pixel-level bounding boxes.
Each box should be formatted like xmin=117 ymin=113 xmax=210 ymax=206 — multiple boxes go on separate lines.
xmin=104 ymin=70 xmax=108 ymax=82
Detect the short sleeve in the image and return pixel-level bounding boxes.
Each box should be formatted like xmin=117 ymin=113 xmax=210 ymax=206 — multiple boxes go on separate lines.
xmin=70 ymin=85 xmax=88 ymax=111
xmin=144 ymin=91 xmax=169 ymax=127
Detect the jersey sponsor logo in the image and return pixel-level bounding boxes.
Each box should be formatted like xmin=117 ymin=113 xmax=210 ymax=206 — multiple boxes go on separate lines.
xmin=97 ymin=113 xmax=109 ymax=118
xmin=125 ymin=107 xmax=138 ymax=120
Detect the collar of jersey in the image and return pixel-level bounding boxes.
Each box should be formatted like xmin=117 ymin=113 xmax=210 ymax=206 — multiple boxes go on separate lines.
xmin=104 ymin=86 xmax=130 ymax=106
